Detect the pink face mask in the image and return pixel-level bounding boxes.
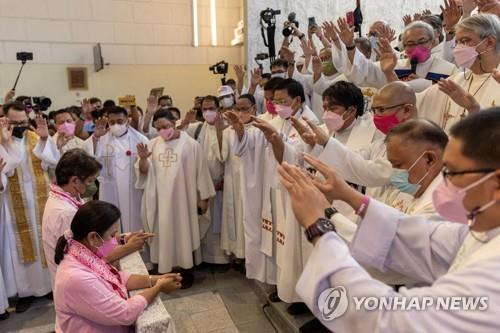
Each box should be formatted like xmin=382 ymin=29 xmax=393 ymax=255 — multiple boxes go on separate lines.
xmin=322 ymin=111 xmax=346 ymax=132
xmin=406 ymin=46 xmax=430 ymax=63
xmin=373 ymin=112 xmax=401 ymax=134
xmin=203 ymin=110 xmax=218 ymax=123
xmin=453 ymin=39 xmax=487 ymax=69
xmin=275 ymin=104 xmax=294 ymax=119
xmin=266 ymin=100 xmax=277 ymax=115
xmin=432 ymin=173 xmax=496 ymax=224
xmin=96 ymin=235 xmax=118 ymax=258
xmin=58 ymin=122 xmax=76 ymax=137
xmin=159 ymin=128 xmax=175 ymax=141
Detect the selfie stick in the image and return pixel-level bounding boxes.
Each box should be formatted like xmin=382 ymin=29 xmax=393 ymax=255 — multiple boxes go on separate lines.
xmin=12 ymin=59 xmax=27 ymax=91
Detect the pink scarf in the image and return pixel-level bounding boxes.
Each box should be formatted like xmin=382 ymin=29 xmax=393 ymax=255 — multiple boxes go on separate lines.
xmin=49 ymin=184 xmax=84 ymax=210
xmin=66 ymin=239 xmax=128 ymax=300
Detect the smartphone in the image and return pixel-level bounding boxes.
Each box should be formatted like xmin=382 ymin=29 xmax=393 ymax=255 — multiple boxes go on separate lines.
xmin=149 ymin=87 xmax=164 ymax=99
xmin=346 ymin=11 xmax=355 ymax=27
xmin=308 ymin=17 xmax=316 ymax=28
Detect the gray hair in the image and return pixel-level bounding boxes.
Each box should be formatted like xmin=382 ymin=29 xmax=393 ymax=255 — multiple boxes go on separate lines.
xmin=402 ymin=21 xmax=435 ymax=44
xmin=457 ymin=14 xmax=500 ymax=53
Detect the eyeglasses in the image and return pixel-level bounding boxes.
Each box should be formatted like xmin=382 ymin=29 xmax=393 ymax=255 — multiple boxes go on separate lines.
xmin=404 ymin=39 xmax=431 ymax=48
xmin=442 ymin=167 xmax=496 ymax=185
xmin=234 ymin=106 xmax=253 ymax=113
xmin=9 ymin=121 xmax=29 ymax=127
xmin=371 ymin=103 xmax=406 ymax=114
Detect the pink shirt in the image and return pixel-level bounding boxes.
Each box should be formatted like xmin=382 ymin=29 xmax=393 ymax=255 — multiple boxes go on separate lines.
xmin=54 ymin=255 xmax=147 ymax=333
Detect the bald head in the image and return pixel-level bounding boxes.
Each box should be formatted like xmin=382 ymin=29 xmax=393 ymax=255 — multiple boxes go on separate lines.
xmin=376 ymin=82 xmax=417 ymax=106
xmin=369 ymin=20 xmax=389 ymax=35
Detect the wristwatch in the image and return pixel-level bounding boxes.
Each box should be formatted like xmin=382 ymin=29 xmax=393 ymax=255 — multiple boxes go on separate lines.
xmin=305 ymin=217 xmax=336 ymax=243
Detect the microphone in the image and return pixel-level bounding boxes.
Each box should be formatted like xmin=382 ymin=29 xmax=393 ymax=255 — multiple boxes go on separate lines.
xmin=410 ymin=57 xmax=418 ymax=75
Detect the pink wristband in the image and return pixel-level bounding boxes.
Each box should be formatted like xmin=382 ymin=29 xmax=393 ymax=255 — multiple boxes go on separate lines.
xmin=356 ymin=195 xmax=370 ymax=216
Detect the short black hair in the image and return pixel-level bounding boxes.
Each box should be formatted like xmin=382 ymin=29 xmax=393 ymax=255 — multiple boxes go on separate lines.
xmin=322 ymin=81 xmax=365 ymax=118
xmin=226 ymin=79 xmax=236 ymax=86
xmin=386 ymin=119 xmax=448 ymax=150
xmin=15 ymin=96 xmax=30 ymax=103
xmin=52 ymin=109 xmax=74 ymax=122
xmin=264 ymin=77 xmax=285 ymax=92
xmin=105 ymin=106 xmax=128 ymax=117
xmin=275 ymin=78 xmax=305 ymax=103
xmin=166 ymin=107 xmax=181 ymax=119
xmin=450 ymin=107 xmax=500 ymax=168
xmin=2 ymin=101 xmax=26 ymax=115
xmin=159 ymin=95 xmax=172 ymax=103
xmin=153 ymin=108 xmax=177 ymax=124
xmin=201 ymin=95 xmax=220 ymax=108
xmin=239 ymin=94 xmax=256 ymax=106
xmin=89 ymin=97 xmax=101 ymax=105
xmin=261 ymin=73 xmax=272 ymax=80
xmin=271 ymin=58 xmax=289 ymax=70
xmin=55 ymin=148 xmax=102 ymax=186
xmin=103 ymin=99 xmax=116 ymax=108
xmin=65 ymin=106 xmax=81 ymax=119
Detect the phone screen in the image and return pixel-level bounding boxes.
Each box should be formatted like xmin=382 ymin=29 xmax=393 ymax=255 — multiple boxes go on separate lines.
xmin=346 ymin=12 xmax=355 ymax=27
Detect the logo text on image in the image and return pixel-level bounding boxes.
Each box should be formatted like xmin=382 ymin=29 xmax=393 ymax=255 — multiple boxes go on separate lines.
xmin=318 ymin=286 xmax=349 ymax=321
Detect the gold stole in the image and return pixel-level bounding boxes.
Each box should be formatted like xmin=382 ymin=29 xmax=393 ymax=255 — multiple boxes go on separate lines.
xmin=7 ymin=131 xmax=49 ymax=267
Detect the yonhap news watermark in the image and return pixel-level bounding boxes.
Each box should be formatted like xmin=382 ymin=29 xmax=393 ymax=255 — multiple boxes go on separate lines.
xmin=318 ymin=286 xmax=489 ymax=321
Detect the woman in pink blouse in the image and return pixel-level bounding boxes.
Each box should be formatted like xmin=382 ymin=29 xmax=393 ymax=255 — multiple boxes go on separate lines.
xmin=53 ymin=200 xmax=182 ymax=333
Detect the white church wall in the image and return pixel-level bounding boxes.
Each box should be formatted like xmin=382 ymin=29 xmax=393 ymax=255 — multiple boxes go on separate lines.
xmin=246 ymin=0 xmax=443 ymax=71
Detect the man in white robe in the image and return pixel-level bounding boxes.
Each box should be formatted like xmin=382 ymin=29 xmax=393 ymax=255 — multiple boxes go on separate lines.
xmin=83 ymin=106 xmax=148 ymax=233
xmin=417 ymin=14 xmax=500 ymax=132
xmin=0 ymin=102 xmax=51 ymax=313
xmin=0 ymin=154 xmax=12 ymax=319
xmin=279 ymin=107 xmax=500 ymax=332
xmin=32 ymin=109 xmax=85 ymax=183
xmin=345 ymin=21 xmax=457 ymax=93
xmin=184 ymin=96 xmax=229 ymax=265
xmin=136 ymin=109 xmax=215 ymax=279
xmin=234 ymin=78 xmax=319 ymax=307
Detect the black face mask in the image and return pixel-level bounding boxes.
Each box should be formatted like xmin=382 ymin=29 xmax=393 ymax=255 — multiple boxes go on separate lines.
xmin=12 ymin=126 xmax=27 ymax=139
xmin=91 ymin=110 xmax=100 ymax=119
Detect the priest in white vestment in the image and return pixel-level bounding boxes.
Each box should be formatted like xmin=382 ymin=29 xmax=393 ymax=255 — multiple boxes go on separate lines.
xmin=83 ymin=106 xmax=148 ymax=233
xmin=345 ymin=21 xmax=457 ymax=92
xmin=185 ymin=96 xmax=229 ymax=265
xmin=136 ymin=109 xmax=215 ymax=274
xmin=278 ymin=108 xmax=500 ymax=332
xmin=0 ymin=155 xmax=12 ymax=318
xmin=417 ymin=14 xmax=500 ymax=132
xmin=32 ymin=109 xmax=85 ymax=183
xmin=0 ymin=103 xmax=51 ymax=313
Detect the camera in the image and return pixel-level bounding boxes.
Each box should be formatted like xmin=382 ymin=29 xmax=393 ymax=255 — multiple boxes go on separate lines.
xmin=22 ymin=96 xmax=52 ymax=112
xmin=209 ymin=61 xmax=229 ymax=75
xmin=254 ymin=53 xmax=269 ymax=70
xmin=283 ymin=12 xmax=299 ymax=37
xmin=260 ymin=8 xmax=281 ymax=24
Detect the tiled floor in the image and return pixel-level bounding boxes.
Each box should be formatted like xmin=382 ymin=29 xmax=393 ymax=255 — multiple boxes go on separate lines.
xmin=0 ymin=266 xmax=277 ymax=333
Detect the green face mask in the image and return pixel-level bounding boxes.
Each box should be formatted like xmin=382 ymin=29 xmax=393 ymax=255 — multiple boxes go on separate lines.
xmin=82 ymin=181 xmax=98 ymax=198
xmin=322 ymin=61 xmax=336 ymax=76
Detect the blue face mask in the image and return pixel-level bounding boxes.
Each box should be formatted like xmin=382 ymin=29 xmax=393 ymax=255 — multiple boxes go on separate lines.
xmin=390 ymin=152 xmax=430 ymax=196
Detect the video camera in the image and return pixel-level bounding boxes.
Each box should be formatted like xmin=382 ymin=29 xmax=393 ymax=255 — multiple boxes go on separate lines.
xmin=283 ymin=12 xmax=299 ymax=37
xmin=260 ymin=8 xmax=281 ymax=25
xmin=22 ymin=96 xmax=52 ymax=112
xmin=209 ymin=60 xmax=229 ymax=85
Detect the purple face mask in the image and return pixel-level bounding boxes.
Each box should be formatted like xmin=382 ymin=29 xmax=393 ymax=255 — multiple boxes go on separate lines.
xmin=406 ymin=46 xmax=430 ymax=63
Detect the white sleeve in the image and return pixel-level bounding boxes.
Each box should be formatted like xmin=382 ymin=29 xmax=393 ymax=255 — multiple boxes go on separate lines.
xmin=345 ymin=49 xmax=388 ymax=88
xmin=318 ymin=137 xmax=392 ymax=187
xmin=32 ymin=136 xmax=61 ymax=170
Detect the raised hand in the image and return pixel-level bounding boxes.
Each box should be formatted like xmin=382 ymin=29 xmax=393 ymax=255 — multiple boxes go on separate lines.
xmin=421 ymin=9 xmax=433 ymax=16
xmin=214 ymin=112 xmax=228 ymax=132
xmin=250 ymin=68 xmax=262 ymax=88
xmin=279 ymin=46 xmax=295 ymax=63
xmin=413 ymin=13 xmax=423 ymax=21
xmin=251 ymin=116 xmax=280 ymax=144
xmin=136 ymin=142 xmax=152 ymax=159
xmin=375 ymin=25 xmax=396 ymax=43
xmin=277 ymin=162 xmax=331 ymax=229
xmin=462 ymin=0 xmax=478 ymax=16
xmin=146 ymin=95 xmax=158 ymax=114
xmin=81 ymin=98 xmax=92 ymax=116
xmin=300 ymin=38 xmax=316 ymax=58
xmin=438 ymin=78 xmax=481 ymax=113
xmin=56 ymin=134 xmax=71 ymax=150
xmin=290 ymin=118 xmax=316 ymax=146
xmin=234 ymin=64 xmax=245 ymax=81
xmin=476 ymin=0 xmax=500 ymax=15
xmin=0 ymin=118 xmax=12 ymax=144
xmin=225 ymin=110 xmax=243 ymax=129
xmin=93 ymin=117 xmax=108 ymax=139
xmin=35 ymin=115 xmax=49 ymax=140
xmin=3 ymin=90 xmax=15 ymax=103
xmin=303 ymin=117 xmax=329 ymax=146
xmin=336 ymin=17 xmax=355 ymax=47
xmin=311 ymin=55 xmax=323 ymax=83
xmin=375 ymin=38 xmax=398 ymax=73
xmin=441 ymin=0 xmax=462 ymax=33
xmin=403 ymin=14 xmax=413 ymax=26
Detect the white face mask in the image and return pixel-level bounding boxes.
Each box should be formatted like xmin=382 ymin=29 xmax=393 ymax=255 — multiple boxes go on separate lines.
xmin=221 ymin=96 xmax=234 ymax=108
xmin=109 ymin=123 xmax=128 ymax=137
xmin=272 ymin=72 xmax=286 ymax=79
